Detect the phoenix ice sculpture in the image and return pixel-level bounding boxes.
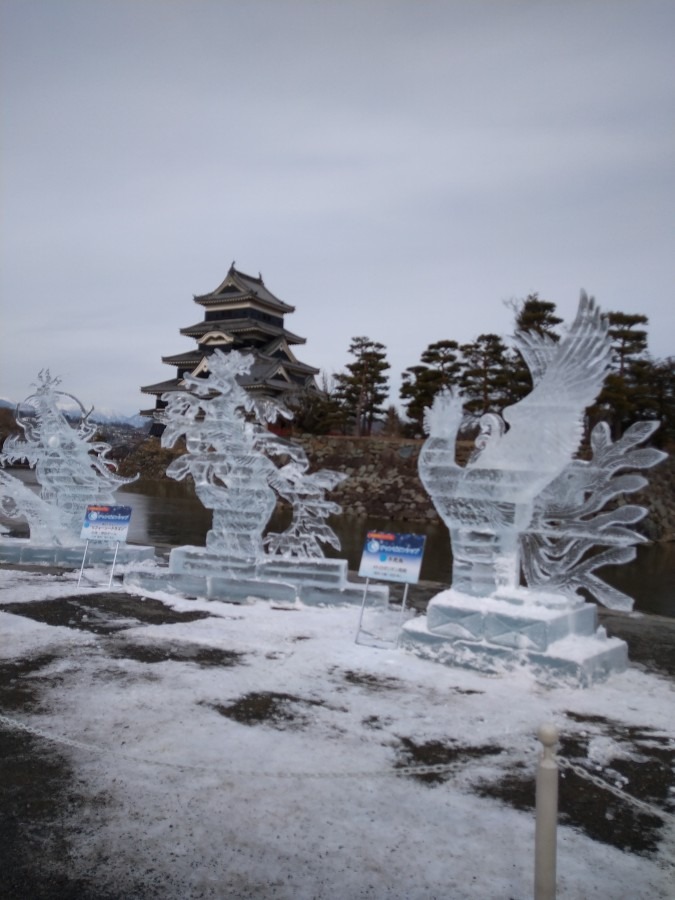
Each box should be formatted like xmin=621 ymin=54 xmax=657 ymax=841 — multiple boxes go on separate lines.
xmin=125 ymin=349 xmax=386 ymax=605
xmin=0 ymin=371 xmax=152 ymax=565
xmin=402 ymin=293 xmax=666 ymax=684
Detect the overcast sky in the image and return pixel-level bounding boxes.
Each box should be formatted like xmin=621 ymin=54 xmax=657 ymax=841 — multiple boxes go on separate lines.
xmin=1 ymin=0 xmax=673 ymax=417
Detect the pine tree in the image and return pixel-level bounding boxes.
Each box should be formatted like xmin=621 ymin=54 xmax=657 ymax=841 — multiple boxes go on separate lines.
xmin=381 ymin=404 xmax=404 ymax=437
xmin=606 ymin=312 xmax=649 ymax=376
xmin=459 ymin=334 xmax=511 ymax=416
xmin=511 ymin=293 xmax=562 ymax=338
xmin=589 ymin=312 xmax=650 ymax=437
xmin=400 ymin=339 xmax=462 ymax=434
xmin=598 ymin=355 xmax=674 ymax=446
xmin=506 ymin=293 xmax=562 ymax=405
xmin=648 ymin=357 xmax=675 ymax=445
xmin=287 ymin=375 xmax=344 ymax=435
xmin=333 ymin=337 xmax=390 ymax=436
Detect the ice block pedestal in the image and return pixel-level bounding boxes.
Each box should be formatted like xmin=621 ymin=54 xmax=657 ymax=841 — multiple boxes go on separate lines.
xmin=400 ymin=589 xmax=628 ymax=686
xmin=124 ymin=545 xmax=388 ymax=606
xmin=0 ymin=538 xmax=155 ymax=567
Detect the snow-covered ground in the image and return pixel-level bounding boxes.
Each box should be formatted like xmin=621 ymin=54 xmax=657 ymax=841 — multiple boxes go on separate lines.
xmin=1 ymin=564 xmax=674 ymax=899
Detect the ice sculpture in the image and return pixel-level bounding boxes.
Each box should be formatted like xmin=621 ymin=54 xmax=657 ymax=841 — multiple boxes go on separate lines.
xmin=0 ymin=371 xmax=152 ymax=565
xmin=161 ymin=350 xmax=282 ymax=566
xmin=160 ymin=349 xmax=346 ymax=563
xmin=0 ymin=468 xmax=63 ymax=544
xmin=523 ymin=419 xmax=666 ymax=610
xmin=125 ymin=349 xmax=384 ymax=605
xmin=402 ymin=293 xmax=666 ymax=684
xmin=264 ymin=459 xmax=345 ymax=558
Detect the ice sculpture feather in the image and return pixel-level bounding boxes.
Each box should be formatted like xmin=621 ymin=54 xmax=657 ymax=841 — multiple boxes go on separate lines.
xmin=523 ymin=419 xmax=667 ymax=608
xmin=422 ymin=387 xmax=465 ymax=442
xmin=472 ymin=292 xmax=612 ymax=482
xmin=511 ymin=329 xmax=558 ymax=387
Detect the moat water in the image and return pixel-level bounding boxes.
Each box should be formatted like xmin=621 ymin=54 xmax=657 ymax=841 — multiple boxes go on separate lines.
xmin=118 ymin=480 xmax=675 ymax=619
xmin=3 ymin=471 xmax=671 ymax=617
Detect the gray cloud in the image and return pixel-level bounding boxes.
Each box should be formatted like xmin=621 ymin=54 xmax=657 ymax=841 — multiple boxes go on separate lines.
xmin=1 ymin=0 xmax=673 ymax=414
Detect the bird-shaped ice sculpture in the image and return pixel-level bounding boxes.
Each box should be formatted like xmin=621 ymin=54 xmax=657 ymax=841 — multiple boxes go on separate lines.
xmin=418 ymin=292 xmax=612 ymax=598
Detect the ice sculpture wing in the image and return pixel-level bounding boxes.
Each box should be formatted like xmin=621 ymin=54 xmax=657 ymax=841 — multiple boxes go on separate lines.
xmin=511 ymin=330 xmax=558 ymax=387
xmin=422 ymin=388 xmax=465 ymax=440
xmin=522 ymin=419 xmax=667 ymax=610
xmin=472 ymin=293 xmax=611 ymax=477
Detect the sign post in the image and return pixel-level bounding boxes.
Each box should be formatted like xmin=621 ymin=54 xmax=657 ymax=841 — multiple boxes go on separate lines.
xmin=356 ymin=531 xmax=426 ymax=645
xmin=77 ymin=505 xmax=133 ymax=588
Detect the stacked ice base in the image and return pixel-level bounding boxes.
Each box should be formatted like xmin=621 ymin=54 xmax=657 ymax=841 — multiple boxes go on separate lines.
xmin=0 ymin=537 xmax=155 ymax=567
xmin=124 ymin=545 xmax=389 ymax=606
xmin=400 ymin=588 xmax=628 ymax=687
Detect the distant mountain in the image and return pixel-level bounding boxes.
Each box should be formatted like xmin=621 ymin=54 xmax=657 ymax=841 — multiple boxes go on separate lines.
xmin=87 ymin=409 xmax=148 ymax=429
xmin=0 ymin=396 xmax=147 ymax=430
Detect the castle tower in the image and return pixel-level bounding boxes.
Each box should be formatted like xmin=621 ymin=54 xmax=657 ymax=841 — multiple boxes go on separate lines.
xmin=141 ymin=264 xmax=319 ymax=430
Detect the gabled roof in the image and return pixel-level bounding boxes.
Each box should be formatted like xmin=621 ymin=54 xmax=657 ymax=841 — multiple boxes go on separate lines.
xmin=259 ymin=337 xmax=320 ymax=375
xmin=240 ymin=358 xmax=294 ymax=388
xmin=141 ymin=356 xmax=315 ymax=400
xmin=160 ymin=344 xmax=318 ymax=378
xmin=180 ymin=317 xmax=306 ymax=345
xmin=197 ymin=330 xmax=234 ymax=348
xmin=140 ymin=377 xmax=183 ymax=396
xmin=193 ymin=263 xmax=295 ymax=314
xmin=161 ymin=350 xmax=202 ymax=366
xmin=264 ymin=335 xmax=298 ymax=363
xmin=252 ymin=347 xmax=319 ymax=378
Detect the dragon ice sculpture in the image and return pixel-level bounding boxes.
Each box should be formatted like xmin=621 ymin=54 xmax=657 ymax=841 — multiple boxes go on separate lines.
xmin=419 ymin=293 xmax=666 ymax=610
xmin=160 ymin=349 xmax=346 ymax=563
xmin=0 ymin=371 xmax=137 ymax=544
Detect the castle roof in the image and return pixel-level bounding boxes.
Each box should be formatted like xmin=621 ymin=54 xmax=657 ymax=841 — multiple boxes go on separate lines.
xmin=193 ymin=263 xmax=295 ymax=314
xmin=179 ymin=318 xmax=305 ymax=345
xmin=140 ymin=263 xmax=318 ymax=415
xmin=140 ymin=377 xmax=183 ymax=396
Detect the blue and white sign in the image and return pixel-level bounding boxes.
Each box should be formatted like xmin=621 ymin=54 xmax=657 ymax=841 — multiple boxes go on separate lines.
xmin=80 ymin=505 xmax=132 ymax=543
xmin=358 ymin=531 xmax=426 ymax=584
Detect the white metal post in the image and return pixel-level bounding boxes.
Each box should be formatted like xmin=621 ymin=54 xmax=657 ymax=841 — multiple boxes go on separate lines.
xmin=395 ymin=582 xmax=410 ymax=646
xmin=76 ymin=541 xmax=90 ymax=587
xmin=355 ymin=578 xmax=370 ymax=642
xmin=108 ymin=541 xmax=121 ymax=588
xmin=535 ymin=723 xmax=559 ymax=900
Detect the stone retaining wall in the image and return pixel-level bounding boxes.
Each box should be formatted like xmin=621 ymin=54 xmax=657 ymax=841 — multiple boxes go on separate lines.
xmin=300 ymin=435 xmax=675 ymax=542
xmin=120 ymin=433 xmax=674 ymax=542
xmin=302 ymin=435 xmax=434 ymax=521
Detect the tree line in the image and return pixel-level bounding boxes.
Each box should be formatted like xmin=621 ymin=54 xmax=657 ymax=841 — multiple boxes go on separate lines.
xmin=292 ymin=295 xmax=674 ymax=445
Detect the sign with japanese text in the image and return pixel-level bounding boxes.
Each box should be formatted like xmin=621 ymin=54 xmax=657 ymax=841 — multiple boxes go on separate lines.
xmin=80 ymin=505 xmax=132 ymax=543
xmin=358 ymin=531 xmax=426 ymax=584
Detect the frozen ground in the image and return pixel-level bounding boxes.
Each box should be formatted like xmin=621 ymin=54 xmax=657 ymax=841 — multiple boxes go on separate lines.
xmin=1 ymin=562 xmax=674 ymax=899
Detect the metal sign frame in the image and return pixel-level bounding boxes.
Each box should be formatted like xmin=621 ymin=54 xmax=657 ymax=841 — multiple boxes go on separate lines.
xmin=355 ymin=531 xmax=426 ymax=646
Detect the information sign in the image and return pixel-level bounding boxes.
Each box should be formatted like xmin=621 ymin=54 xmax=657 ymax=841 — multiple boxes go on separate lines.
xmin=80 ymin=505 xmax=132 ymax=543
xmin=358 ymin=531 xmax=426 ymax=584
